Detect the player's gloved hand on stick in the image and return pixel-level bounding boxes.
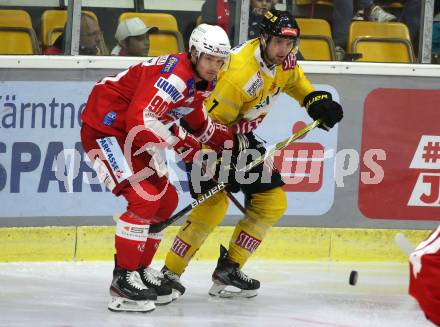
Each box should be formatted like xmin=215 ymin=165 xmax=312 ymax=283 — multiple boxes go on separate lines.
xmin=186 ymin=160 xmax=219 ymax=199
xmin=303 ymin=90 xmax=343 ymax=131
xmin=193 ymin=117 xmax=234 ymax=153
xmin=227 ymin=132 xmax=266 ymax=193
xmin=169 ymin=124 xmax=201 ymax=163
xmin=233 ymin=133 xmax=265 ymax=156
xmin=185 ymin=153 xmax=241 ymax=198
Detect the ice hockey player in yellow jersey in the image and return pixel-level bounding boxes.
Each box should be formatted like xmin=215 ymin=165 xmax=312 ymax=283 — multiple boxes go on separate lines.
xmin=161 ymin=10 xmax=344 ymax=298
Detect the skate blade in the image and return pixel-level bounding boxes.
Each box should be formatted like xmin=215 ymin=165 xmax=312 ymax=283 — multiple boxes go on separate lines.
xmin=208 ymin=283 xmax=258 ymax=298
xmin=108 ymin=296 xmax=156 ymax=312
xmin=155 ymin=294 xmax=173 ymax=305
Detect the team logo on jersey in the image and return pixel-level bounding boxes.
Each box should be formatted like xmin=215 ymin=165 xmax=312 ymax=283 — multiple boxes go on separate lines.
xmin=103 ymin=111 xmax=117 ymax=126
xmin=154 ymin=77 xmax=184 ymax=103
xmin=282 ymin=53 xmax=297 ymax=71
xmin=161 ymin=55 xmax=179 ymax=74
xmin=244 ymin=71 xmax=264 ymax=97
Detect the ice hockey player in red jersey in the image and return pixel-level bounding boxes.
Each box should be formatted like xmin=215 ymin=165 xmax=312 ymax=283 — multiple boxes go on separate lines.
xmin=409 ymin=225 xmax=440 ymax=326
xmin=80 ymin=24 xmax=233 ymax=312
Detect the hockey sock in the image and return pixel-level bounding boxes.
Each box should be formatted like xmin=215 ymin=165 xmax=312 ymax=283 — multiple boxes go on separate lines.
xmin=115 ymin=211 xmax=149 ymax=270
xmin=228 ymin=187 xmax=287 ymax=267
xmin=228 ymin=215 xmax=268 ymax=267
xmin=164 ymin=191 xmax=229 ymax=275
xmin=140 ymin=231 xmax=164 ymax=267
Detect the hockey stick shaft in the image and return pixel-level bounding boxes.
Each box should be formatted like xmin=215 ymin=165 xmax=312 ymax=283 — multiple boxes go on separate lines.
xmin=196 ymin=155 xmax=246 ymax=214
xmin=112 ymin=147 xmax=246 ymax=226
xmin=226 ymin=191 xmax=246 ymax=213
xmin=395 ymin=233 xmax=415 ymax=256
xmin=149 ymin=119 xmax=322 ymax=233
xmin=239 ymin=119 xmax=322 ymax=173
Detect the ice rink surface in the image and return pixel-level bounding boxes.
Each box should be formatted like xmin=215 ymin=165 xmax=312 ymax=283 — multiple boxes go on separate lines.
xmin=0 ymin=260 xmax=434 ymax=327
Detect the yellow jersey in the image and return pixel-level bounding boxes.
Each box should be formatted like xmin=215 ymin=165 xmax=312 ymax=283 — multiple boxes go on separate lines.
xmin=205 ymin=38 xmax=314 ymax=133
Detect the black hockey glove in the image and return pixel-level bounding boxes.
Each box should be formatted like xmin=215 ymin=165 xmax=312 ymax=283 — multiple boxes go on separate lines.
xmin=233 ymin=133 xmax=265 ymax=155
xmin=185 ymin=151 xmax=240 ymax=199
xmin=185 ymin=161 xmax=219 ymax=199
xmin=227 ymin=132 xmax=267 ymax=193
xmin=186 ymin=133 xmax=267 ymax=198
xmin=303 ymin=91 xmax=343 ymax=131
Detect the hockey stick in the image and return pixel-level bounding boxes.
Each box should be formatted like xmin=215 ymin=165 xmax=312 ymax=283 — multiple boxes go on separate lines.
xmin=149 ymin=119 xmax=322 ymax=233
xmin=203 ymin=167 xmax=247 ymax=214
xmin=226 ymin=191 xmax=246 ymax=213
xmin=395 ymin=233 xmax=415 ymax=256
xmin=111 ymin=145 xmax=247 ymax=225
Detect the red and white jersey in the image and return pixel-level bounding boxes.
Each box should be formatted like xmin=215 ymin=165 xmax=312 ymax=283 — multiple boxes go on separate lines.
xmin=409 ymin=225 xmax=440 ymax=326
xmin=81 ymin=53 xmax=214 ymax=145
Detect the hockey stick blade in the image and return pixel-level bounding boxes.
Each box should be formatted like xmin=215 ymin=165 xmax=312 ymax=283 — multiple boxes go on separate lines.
xmin=150 ymin=119 xmax=322 ymax=233
xmin=395 ymin=233 xmax=415 ymax=256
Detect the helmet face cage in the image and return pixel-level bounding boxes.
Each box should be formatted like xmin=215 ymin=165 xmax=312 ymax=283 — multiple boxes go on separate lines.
xmin=189 ymin=24 xmax=231 ymax=60
xmin=260 ymin=10 xmax=300 ymax=55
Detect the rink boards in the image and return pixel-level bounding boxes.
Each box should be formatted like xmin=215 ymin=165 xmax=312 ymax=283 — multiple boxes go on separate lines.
xmin=0 ymin=225 xmax=432 ymax=262
xmin=0 ymin=57 xmax=439 ymax=261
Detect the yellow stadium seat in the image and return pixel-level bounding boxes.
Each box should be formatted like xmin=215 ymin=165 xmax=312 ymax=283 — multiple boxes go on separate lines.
xmin=0 ymin=30 xmax=35 ymax=54
xmin=348 ymin=21 xmax=415 ymax=63
xmin=0 ymin=9 xmax=33 ymax=28
xmin=119 ymin=12 xmax=178 ymax=31
xmin=296 ymin=18 xmax=335 ymax=60
xmin=118 ymin=12 xmax=184 ymax=56
xmin=0 ymin=9 xmax=40 ymax=54
xmin=41 ymin=10 xmax=99 ymax=46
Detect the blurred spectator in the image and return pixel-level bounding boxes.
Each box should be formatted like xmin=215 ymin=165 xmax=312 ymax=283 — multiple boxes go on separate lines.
xmin=352 ymin=2 xmax=397 ymax=22
xmin=399 ymin=0 xmax=422 ymax=53
xmin=111 ymin=18 xmax=158 ymax=56
xmin=248 ymin=0 xmax=276 ymax=38
xmin=200 ymin=0 xmax=277 ymax=41
xmin=44 ymin=13 xmax=106 ymax=55
xmin=201 ymin=0 xmax=235 ymax=37
xmin=333 ymin=1 xmax=396 ymax=60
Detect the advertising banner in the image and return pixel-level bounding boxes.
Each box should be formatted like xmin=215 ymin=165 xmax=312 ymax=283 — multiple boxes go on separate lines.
xmin=0 ymin=81 xmax=338 ymax=218
xmin=359 ymin=88 xmax=440 ymax=220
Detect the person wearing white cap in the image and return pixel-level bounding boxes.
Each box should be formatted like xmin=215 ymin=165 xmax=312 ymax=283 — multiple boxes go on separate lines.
xmin=111 ymin=17 xmax=158 ymax=56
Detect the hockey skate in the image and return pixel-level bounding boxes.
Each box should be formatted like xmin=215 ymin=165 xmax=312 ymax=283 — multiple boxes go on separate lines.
xmin=209 ymin=245 xmax=260 ymax=298
xmin=138 ymin=266 xmax=173 ymax=305
xmin=108 ymin=267 xmax=157 ymax=312
xmin=161 ymin=265 xmax=186 ymax=300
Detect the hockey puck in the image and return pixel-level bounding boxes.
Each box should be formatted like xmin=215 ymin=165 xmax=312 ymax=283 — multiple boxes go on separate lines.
xmin=349 ymin=270 xmax=358 ymax=286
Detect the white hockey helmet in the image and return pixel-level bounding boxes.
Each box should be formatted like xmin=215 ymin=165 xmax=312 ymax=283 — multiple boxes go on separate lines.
xmin=189 ymin=24 xmax=231 ymax=59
